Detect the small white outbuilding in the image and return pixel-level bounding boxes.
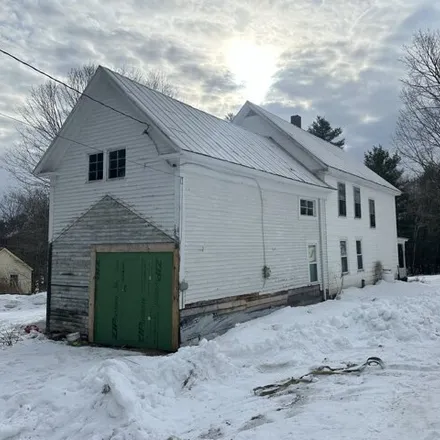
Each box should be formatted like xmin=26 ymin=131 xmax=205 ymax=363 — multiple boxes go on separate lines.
xmin=0 ymin=248 xmax=33 ymax=294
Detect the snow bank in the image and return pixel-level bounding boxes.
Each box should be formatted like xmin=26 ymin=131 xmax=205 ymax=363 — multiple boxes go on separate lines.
xmin=0 ymin=292 xmax=46 ymax=330
xmin=218 ymin=280 xmax=440 ymax=364
xmin=1 ymin=281 xmax=440 ymax=439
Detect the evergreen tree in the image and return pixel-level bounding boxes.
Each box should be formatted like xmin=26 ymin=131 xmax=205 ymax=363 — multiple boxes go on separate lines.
xmin=364 ymin=145 xmax=403 ymax=187
xmin=307 ymin=116 xmax=345 ymax=148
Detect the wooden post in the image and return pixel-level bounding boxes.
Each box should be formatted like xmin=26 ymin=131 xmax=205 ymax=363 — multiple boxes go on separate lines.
xmin=172 ymin=248 xmax=180 ymax=351
xmin=88 ymin=246 xmax=97 ymax=343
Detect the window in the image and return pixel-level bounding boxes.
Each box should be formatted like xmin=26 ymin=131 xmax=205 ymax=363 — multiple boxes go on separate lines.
xmin=308 ymin=244 xmax=318 ymax=282
xmin=9 ymin=274 xmax=18 ymax=287
xmin=88 ymin=152 xmax=103 ymax=181
xmin=356 ymin=240 xmax=363 ymax=270
xmin=338 ymin=183 xmax=346 ymax=217
xmin=369 ymin=199 xmax=376 ymax=228
xmin=300 ymin=199 xmax=315 ymax=217
xmin=340 ymin=240 xmax=348 ymax=273
xmin=108 ymin=149 xmax=126 ymax=179
xmin=354 ymin=187 xmax=361 ymax=218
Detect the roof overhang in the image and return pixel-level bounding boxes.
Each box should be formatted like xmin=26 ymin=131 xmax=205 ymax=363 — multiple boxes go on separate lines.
xmin=180 ymin=150 xmax=334 ymax=195
xmin=327 ymin=166 xmax=401 ymax=196
xmin=0 ymin=248 xmax=33 ymax=272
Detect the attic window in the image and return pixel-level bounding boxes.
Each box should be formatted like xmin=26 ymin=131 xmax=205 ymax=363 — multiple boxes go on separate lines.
xmin=88 ymin=153 xmax=103 ymax=181
xmin=108 ymin=149 xmax=126 ymax=179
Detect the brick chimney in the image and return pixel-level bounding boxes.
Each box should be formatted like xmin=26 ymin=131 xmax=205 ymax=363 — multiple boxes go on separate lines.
xmin=290 ymin=115 xmax=301 ymax=128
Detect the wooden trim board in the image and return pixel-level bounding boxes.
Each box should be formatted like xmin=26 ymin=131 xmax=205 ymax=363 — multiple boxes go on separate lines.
xmin=88 ymin=246 xmax=97 ymax=343
xmin=171 ymin=248 xmax=180 ymax=351
xmin=92 ymin=243 xmax=176 ymax=253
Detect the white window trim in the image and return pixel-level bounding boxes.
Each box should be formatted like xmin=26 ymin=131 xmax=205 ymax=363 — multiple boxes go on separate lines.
xmin=356 ymin=238 xmax=364 ymax=272
xmin=86 ymin=151 xmax=105 ymax=183
xmin=353 ymin=186 xmax=362 ymax=219
xmin=339 ymin=238 xmax=349 ymax=274
xmin=368 ymin=198 xmax=376 ymax=228
xmin=337 ymin=182 xmax=347 ymax=218
xmin=299 ymin=197 xmax=317 ymax=219
xmin=107 ymin=148 xmax=127 ymax=181
xmin=306 ymin=241 xmax=320 ymax=284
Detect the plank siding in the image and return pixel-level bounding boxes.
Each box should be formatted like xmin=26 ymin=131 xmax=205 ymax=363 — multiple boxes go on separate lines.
xmin=50 ymin=72 xmax=177 ymax=241
xmin=50 ymin=196 xmax=174 ymax=336
xmin=181 ymin=165 xmax=326 ymax=305
xmin=180 ymin=284 xmax=322 ymax=344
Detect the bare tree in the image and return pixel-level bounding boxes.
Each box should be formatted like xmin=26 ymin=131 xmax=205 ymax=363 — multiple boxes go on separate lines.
xmin=1 ymin=64 xmax=176 ymax=189
xmin=395 ymin=30 xmax=440 ymax=170
xmin=224 ymin=112 xmax=235 ymax=122
xmin=0 ymin=188 xmax=49 ymax=291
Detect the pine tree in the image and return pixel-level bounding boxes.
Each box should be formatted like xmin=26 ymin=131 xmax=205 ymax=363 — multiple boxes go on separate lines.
xmin=307 ymin=116 xmax=345 ymax=148
xmin=364 ymin=145 xmax=403 ymax=187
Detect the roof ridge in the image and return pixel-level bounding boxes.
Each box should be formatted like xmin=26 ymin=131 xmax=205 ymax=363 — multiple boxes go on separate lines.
xmin=248 ymin=101 xmax=347 ymax=153
xmin=245 ymin=102 xmax=399 ymax=192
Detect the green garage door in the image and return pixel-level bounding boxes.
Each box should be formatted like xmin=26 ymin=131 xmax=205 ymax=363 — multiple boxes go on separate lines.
xmin=94 ymin=251 xmax=174 ymax=351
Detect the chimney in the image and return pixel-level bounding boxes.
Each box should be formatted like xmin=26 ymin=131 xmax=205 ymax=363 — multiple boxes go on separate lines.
xmin=290 ymin=115 xmax=301 ymax=128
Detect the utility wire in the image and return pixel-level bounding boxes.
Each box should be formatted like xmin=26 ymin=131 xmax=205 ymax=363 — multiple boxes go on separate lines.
xmin=0 ymin=48 xmax=150 ymax=128
xmin=0 ymin=111 xmax=179 ymax=178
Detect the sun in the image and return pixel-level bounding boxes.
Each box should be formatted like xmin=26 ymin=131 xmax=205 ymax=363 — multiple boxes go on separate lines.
xmin=223 ymin=38 xmax=279 ymax=103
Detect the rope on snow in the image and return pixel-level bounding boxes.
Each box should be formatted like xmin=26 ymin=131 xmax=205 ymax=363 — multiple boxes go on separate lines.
xmin=254 ymin=357 xmax=385 ymax=397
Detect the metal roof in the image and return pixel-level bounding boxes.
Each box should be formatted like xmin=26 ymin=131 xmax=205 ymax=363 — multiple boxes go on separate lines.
xmin=105 ymin=69 xmax=329 ymax=188
xmin=244 ymin=102 xmax=399 ymax=192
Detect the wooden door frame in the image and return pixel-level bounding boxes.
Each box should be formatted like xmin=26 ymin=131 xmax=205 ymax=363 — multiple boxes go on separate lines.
xmin=88 ymin=243 xmax=179 ymax=351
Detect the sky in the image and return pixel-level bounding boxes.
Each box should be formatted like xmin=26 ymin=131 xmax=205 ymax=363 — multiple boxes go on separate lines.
xmin=1 ymin=0 xmax=439 ymax=192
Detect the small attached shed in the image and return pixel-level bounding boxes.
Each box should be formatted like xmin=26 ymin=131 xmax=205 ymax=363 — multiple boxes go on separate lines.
xmin=48 ymin=196 xmax=179 ymax=351
xmin=0 ymin=248 xmax=33 ymax=294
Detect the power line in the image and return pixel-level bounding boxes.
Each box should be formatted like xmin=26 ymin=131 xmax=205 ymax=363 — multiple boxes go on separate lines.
xmin=0 ymin=111 xmax=179 ymax=178
xmin=0 ymin=48 xmax=150 ymax=128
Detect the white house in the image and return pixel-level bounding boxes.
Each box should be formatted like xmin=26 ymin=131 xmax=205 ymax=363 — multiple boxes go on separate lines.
xmin=34 ymin=67 xmax=401 ymax=351
xmin=234 ymin=102 xmax=402 ymax=292
xmin=0 ymin=248 xmax=33 ymax=294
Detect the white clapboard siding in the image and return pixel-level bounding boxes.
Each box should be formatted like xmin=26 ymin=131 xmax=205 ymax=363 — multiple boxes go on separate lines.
xmin=181 ymin=166 xmax=325 ymax=305
xmin=325 ymin=174 xmax=398 ymax=292
xmin=51 ymin=74 xmax=177 ymax=240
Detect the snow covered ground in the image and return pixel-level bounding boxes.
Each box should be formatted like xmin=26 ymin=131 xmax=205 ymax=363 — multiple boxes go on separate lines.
xmin=1 ymin=280 xmax=440 ymax=440
xmin=0 ymin=292 xmax=46 ymax=331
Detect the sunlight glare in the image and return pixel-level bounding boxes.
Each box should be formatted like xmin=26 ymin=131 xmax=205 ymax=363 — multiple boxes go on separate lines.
xmin=224 ymin=39 xmax=279 ymax=103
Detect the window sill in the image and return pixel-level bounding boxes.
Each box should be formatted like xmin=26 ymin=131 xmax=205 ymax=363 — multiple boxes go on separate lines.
xmin=338 ymin=215 xmax=347 ymax=218
xmin=357 ymin=269 xmax=364 ymax=273
xmin=107 ymin=176 xmax=126 ymax=182
xmin=300 ymin=215 xmax=317 ymax=220
xmin=354 ymin=217 xmax=362 ymax=220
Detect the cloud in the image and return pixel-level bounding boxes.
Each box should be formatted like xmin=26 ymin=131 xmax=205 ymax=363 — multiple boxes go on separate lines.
xmin=0 ymin=0 xmax=438 ymax=191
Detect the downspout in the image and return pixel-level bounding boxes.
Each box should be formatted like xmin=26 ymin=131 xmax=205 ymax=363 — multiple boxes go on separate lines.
xmin=317 ymin=198 xmax=327 ymax=300
xmin=180 ymin=161 xmax=268 ymax=290
xmin=46 ymin=242 xmax=53 ymax=335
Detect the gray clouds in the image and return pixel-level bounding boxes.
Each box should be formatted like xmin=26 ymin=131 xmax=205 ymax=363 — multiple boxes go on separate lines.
xmin=0 ymin=0 xmax=439 ymax=190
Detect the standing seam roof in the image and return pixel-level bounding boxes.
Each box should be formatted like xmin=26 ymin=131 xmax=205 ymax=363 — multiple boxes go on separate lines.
xmin=105 ymin=69 xmax=329 ymax=188
xmin=245 ymin=102 xmax=399 ymax=192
